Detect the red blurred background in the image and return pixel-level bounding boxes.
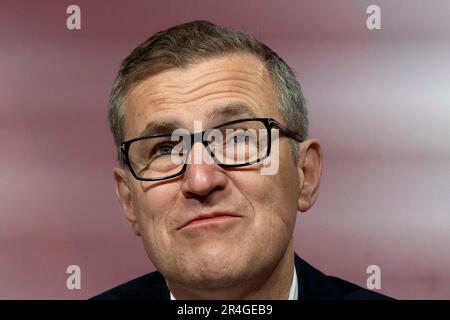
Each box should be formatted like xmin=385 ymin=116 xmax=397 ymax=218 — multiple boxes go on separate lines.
xmin=1 ymin=0 xmax=449 ymax=299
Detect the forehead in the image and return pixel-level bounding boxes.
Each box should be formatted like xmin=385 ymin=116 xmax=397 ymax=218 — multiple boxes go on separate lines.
xmin=123 ymin=53 xmax=280 ymax=139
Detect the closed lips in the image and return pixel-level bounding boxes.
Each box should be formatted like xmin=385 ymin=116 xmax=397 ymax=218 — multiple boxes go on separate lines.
xmin=178 ymin=212 xmax=241 ymax=230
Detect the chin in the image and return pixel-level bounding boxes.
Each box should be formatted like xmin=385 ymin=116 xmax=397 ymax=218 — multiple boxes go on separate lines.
xmin=181 ymin=266 xmax=246 ymax=290
xmin=175 ymin=250 xmax=251 ymax=289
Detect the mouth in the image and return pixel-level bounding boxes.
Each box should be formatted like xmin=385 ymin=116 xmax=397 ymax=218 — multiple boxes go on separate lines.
xmin=178 ymin=212 xmax=242 ymax=230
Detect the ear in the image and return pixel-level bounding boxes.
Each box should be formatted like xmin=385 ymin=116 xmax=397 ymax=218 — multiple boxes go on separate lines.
xmin=297 ymin=139 xmax=323 ymax=213
xmin=113 ymin=167 xmax=141 ymax=236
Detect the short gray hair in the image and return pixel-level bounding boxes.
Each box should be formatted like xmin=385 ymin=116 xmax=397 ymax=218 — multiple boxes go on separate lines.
xmin=108 ymin=20 xmax=308 ymax=164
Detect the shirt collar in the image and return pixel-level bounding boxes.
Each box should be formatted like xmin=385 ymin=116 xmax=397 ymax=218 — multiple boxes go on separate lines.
xmin=288 ymin=265 xmax=299 ymax=300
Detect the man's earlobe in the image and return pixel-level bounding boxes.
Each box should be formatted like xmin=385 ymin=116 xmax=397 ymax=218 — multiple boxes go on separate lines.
xmin=297 ymin=139 xmax=323 ymax=213
xmin=113 ymin=167 xmax=141 ymax=236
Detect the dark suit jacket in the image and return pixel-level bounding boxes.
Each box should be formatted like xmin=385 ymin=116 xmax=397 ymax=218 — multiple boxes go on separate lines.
xmin=92 ymin=253 xmax=391 ymax=300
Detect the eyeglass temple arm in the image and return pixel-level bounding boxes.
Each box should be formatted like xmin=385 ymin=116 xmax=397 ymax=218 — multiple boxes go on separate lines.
xmin=269 ymin=119 xmax=303 ymax=142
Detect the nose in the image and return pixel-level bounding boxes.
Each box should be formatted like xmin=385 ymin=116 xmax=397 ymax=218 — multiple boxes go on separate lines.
xmin=180 ymin=141 xmax=227 ymax=198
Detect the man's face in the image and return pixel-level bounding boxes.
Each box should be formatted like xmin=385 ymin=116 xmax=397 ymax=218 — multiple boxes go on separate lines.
xmin=115 ymin=54 xmax=307 ymax=289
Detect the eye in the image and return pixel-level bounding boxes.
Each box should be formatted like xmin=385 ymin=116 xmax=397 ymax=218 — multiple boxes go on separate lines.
xmin=227 ymin=129 xmax=257 ymax=144
xmin=158 ymin=145 xmax=173 ymax=155
xmin=152 ymin=143 xmax=176 ymax=157
xmin=233 ymin=133 xmax=249 ymax=143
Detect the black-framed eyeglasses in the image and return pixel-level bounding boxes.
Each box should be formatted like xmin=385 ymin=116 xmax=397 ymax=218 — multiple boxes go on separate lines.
xmin=120 ymin=117 xmax=302 ymax=181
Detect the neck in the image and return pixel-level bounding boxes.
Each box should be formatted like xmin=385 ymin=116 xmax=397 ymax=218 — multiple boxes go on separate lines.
xmin=167 ymin=242 xmax=295 ymax=300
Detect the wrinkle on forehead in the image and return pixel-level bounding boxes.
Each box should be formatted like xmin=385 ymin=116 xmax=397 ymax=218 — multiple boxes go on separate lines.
xmin=129 ymin=56 xmax=270 ymax=102
xmin=123 ymin=54 xmax=279 ymax=138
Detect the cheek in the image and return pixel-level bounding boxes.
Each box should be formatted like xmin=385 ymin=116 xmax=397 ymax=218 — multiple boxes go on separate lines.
xmin=133 ymin=183 xmax=179 ymax=243
xmin=231 ymin=152 xmax=300 ymax=236
xmin=233 ymin=173 xmax=298 ymax=234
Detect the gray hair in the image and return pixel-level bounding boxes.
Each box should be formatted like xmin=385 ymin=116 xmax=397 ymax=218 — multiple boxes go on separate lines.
xmin=108 ymin=20 xmax=308 ymax=164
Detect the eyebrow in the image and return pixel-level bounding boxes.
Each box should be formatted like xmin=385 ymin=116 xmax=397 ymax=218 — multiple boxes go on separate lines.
xmin=138 ymin=103 xmax=259 ymax=137
xmin=138 ymin=120 xmax=184 ymax=136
